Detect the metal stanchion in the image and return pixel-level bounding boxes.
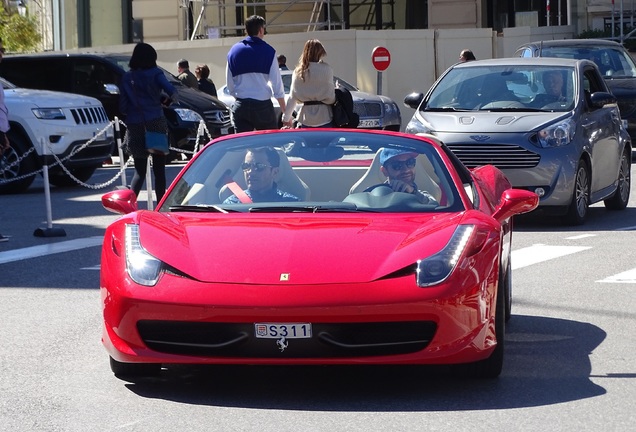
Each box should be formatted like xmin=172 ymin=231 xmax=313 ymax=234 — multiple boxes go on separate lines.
xmin=146 ymin=156 xmax=154 ymax=211
xmin=113 ymin=116 xmax=127 ymax=187
xmin=33 ymin=138 xmax=66 ymax=237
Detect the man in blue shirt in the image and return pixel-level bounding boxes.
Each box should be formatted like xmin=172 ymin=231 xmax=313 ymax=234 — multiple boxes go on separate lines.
xmin=365 ymin=148 xmax=438 ymax=205
xmin=223 ymin=147 xmax=300 ymax=204
xmin=226 ymin=15 xmax=286 ymax=133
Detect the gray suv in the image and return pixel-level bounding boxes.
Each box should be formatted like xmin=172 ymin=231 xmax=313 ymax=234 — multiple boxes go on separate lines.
xmin=403 ymin=58 xmax=631 ymax=225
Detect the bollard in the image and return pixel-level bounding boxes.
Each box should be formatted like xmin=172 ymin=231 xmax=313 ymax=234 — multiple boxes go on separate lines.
xmin=113 ymin=117 xmax=127 ymax=187
xmin=146 ymin=156 xmax=154 ymax=211
xmin=33 ymin=138 xmax=66 ymax=237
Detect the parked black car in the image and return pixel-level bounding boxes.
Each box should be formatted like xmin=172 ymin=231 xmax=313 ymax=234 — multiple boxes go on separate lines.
xmin=514 ymin=39 xmax=636 ymax=141
xmin=0 ymin=53 xmax=233 ymax=158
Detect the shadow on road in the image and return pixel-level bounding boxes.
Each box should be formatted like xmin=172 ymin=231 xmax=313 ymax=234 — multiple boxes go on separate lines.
xmin=122 ymin=315 xmax=607 ymax=411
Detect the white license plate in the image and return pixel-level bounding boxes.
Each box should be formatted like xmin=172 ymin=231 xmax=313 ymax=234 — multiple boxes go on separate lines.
xmin=254 ymin=323 xmax=312 ymax=339
xmin=358 ymin=119 xmax=381 ymax=128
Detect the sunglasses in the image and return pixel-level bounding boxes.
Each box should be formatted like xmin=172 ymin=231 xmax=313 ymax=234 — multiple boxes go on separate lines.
xmin=386 ymin=157 xmax=416 ymax=171
xmin=241 ymin=162 xmax=271 ymax=172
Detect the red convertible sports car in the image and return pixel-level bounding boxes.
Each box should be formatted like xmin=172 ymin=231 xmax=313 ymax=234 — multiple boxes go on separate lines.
xmin=100 ymin=129 xmax=538 ymax=379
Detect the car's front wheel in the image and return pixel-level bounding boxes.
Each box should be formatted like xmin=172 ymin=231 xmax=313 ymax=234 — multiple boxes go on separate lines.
xmin=452 ymin=267 xmax=505 ymax=379
xmin=563 ymin=160 xmax=590 ymax=226
xmin=0 ymin=132 xmax=38 ymax=194
xmin=604 ymin=147 xmax=631 ymax=210
xmin=109 ymin=356 xmax=161 ymax=378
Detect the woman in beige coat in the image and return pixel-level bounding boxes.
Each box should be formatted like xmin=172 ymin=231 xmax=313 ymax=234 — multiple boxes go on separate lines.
xmin=282 ymin=39 xmax=336 ymax=128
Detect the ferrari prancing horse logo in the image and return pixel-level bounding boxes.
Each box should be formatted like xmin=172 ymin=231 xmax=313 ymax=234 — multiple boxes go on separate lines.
xmin=280 ymin=273 xmax=290 ymax=281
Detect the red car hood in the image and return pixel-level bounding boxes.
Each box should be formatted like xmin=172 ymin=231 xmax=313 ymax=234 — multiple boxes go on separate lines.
xmin=137 ymin=212 xmax=466 ymax=284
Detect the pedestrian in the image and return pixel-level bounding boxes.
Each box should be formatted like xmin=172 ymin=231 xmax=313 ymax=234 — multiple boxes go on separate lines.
xmin=0 ymin=37 xmax=11 ymax=242
xmin=282 ymin=39 xmax=335 ymax=128
xmin=119 ymin=42 xmax=178 ymax=203
xmin=194 ymin=64 xmax=218 ymax=98
xmin=277 ymin=54 xmax=288 ymax=70
xmin=176 ymin=59 xmax=198 ymax=89
xmin=226 ymin=15 xmax=286 ymax=133
xmin=459 ymin=49 xmax=476 ymax=62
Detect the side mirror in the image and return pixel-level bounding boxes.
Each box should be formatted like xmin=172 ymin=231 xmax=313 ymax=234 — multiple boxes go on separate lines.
xmin=589 ymin=91 xmax=617 ymax=109
xmin=492 ymin=189 xmax=538 ymax=221
xmin=103 ymin=83 xmax=120 ymax=95
xmin=404 ymin=92 xmax=424 ymax=109
xmin=102 ymin=189 xmax=138 ymax=215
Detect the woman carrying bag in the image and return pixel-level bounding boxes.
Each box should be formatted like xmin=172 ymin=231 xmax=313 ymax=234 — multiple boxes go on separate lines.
xmin=282 ymin=39 xmax=336 ymax=128
xmin=120 ymin=42 xmax=177 ymax=203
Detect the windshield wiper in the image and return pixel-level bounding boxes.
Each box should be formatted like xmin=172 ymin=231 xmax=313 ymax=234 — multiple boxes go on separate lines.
xmin=424 ymin=107 xmax=469 ymax=112
xmin=248 ymin=204 xmax=377 ymax=213
xmin=169 ymin=204 xmax=234 ymax=213
xmin=479 ymin=107 xmax=544 ymax=112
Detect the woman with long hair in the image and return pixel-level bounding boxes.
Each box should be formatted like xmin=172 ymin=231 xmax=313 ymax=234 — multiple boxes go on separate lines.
xmin=282 ymin=39 xmax=336 ymax=128
xmin=119 ymin=42 xmax=177 ymax=203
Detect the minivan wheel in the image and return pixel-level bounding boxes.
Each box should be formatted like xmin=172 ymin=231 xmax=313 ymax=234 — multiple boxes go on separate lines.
xmin=604 ymin=148 xmax=631 ymax=210
xmin=563 ymin=160 xmax=590 ymax=226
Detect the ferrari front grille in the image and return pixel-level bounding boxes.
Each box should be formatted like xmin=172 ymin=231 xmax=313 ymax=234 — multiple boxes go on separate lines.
xmin=137 ymin=320 xmax=437 ymax=358
xmin=446 ymin=143 xmax=540 ymax=169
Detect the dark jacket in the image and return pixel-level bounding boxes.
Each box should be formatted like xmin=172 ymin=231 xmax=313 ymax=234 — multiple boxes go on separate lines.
xmin=198 ymin=78 xmax=218 ymax=98
xmin=119 ymin=67 xmax=176 ymax=125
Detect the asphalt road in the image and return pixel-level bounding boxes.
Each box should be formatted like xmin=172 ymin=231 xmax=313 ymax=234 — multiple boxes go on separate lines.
xmin=0 ymin=163 xmax=634 ymax=432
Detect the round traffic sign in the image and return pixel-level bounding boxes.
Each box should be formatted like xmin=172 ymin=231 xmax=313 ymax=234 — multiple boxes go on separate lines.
xmin=372 ymin=46 xmax=391 ymax=72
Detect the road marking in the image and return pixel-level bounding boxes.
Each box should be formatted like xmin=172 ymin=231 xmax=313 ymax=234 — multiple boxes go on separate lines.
xmin=565 ymin=234 xmax=596 ymax=240
xmin=597 ymin=268 xmax=636 ymax=283
xmin=0 ymin=236 xmax=103 ymax=264
xmin=511 ymin=244 xmax=591 ymax=270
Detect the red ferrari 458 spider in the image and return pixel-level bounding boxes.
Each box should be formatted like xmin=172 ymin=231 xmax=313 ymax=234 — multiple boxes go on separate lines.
xmin=100 ymin=129 xmax=538 ymax=379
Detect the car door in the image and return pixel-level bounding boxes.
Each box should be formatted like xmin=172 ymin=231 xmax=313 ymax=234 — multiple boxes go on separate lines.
xmin=71 ymin=58 xmax=121 ymax=122
xmin=580 ymin=66 xmax=622 ymax=195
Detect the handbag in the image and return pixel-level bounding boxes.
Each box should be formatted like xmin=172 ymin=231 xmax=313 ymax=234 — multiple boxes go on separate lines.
xmin=130 ymin=71 xmax=170 ymax=155
xmin=144 ymin=130 xmax=169 ymax=155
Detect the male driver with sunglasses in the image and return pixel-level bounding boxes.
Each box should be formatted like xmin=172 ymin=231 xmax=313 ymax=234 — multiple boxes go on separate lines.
xmin=365 ymin=148 xmax=438 ymax=204
xmin=223 ymin=147 xmax=300 ymax=204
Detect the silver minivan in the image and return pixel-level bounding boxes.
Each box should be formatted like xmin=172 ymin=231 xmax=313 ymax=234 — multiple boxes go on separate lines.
xmin=403 ymin=58 xmax=631 ymax=225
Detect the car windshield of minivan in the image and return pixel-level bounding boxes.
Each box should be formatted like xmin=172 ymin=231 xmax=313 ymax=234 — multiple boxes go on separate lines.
xmin=540 ymin=46 xmax=636 ymax=78
xmin=425 ymin=65 xmax=575 ymax=112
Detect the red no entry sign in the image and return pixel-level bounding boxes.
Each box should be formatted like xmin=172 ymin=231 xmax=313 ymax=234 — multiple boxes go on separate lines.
xmin=372 ymin=46 xmax=391 ymax=72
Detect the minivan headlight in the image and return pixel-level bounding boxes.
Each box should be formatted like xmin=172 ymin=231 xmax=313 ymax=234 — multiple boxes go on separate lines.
xmin=405 ymin=113 xmax=434 ymax=135
xmin=536 ymin=118 xmax=574 ymax=148
xmin=173 ymin=108 xmax=204 ymax=123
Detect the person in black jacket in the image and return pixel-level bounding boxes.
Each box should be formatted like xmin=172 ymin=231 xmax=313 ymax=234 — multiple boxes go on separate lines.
xmin=194 ymin=64 xmax=217 ymax=98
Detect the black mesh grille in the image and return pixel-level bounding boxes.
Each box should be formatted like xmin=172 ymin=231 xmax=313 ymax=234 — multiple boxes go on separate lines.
xmin=353 ymin=102 xmax=382 ymax=117
xmin=137 ymin=320 xmax=437 ymax=358
xmin=446 ymin=143 xmax=541 ymax=169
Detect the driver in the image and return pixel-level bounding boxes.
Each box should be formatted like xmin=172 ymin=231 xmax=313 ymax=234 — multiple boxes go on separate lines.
xmin=223 ymin=147 xmax=300 ymax=204
xmin=365 ymin=148 xmax=438 ymax=204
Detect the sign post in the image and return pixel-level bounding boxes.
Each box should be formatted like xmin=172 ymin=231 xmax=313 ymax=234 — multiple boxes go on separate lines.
xmin=372 ymin=46 xmax=391 ymax=95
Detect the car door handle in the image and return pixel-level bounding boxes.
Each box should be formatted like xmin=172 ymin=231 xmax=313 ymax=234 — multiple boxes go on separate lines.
xmin=581 ymin=120 xmax=596 ymax=128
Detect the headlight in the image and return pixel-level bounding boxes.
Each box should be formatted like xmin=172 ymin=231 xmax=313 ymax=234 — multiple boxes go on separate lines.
xmin=384 ymin=102 xmax=400 ymax=116
xmin=405 ymin=113 xmax=434 ymax=135
xmin=416 ymin=225 xmax=474 ymax=287
xmin=125 ymin=224 xmax=163 ymax=286
xmin=32 ymin=108 xmax=65 ymax=120
xmin=173 ymin=108 xmax=204 ymax=123
xmin=536 ymin=118 xmax=574 ymax=148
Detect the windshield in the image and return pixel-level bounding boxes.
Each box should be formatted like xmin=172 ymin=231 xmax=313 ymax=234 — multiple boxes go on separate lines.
xmin=161 ymin=131 xmax=461 ymax=214
xmin=540 ymin=45 xmax=636 ymax=78
xmin=426 ymin=65 xmax=576 ymax=112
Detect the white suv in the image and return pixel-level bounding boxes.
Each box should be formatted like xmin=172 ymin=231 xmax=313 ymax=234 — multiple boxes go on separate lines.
xmin=0 ymin=77 xmax=114 ymax=194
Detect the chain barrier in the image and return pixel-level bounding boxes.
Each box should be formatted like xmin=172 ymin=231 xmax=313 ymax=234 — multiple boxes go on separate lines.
xmin=0 ymin=119 xmax=215 ymax=190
